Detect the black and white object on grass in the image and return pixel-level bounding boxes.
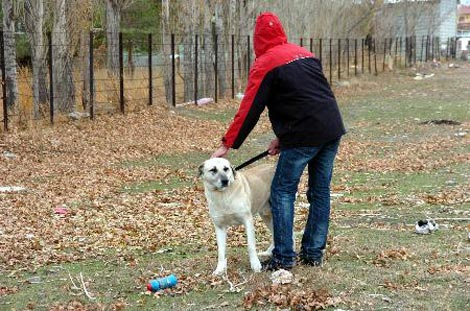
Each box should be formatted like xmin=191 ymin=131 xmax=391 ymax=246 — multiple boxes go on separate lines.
xmin=415 ymin=219 xmax=439 ymax=235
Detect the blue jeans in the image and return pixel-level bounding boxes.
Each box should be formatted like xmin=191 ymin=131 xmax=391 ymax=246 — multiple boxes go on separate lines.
xmin=270 ymin=138 xmax=340 ymax=266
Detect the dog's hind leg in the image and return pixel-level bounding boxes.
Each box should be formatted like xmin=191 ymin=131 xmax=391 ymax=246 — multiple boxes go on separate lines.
xmin=213 ymin=225 xmax=227 ymax=276
xmin=259 ymin=213 xmax=274 ymax=257
xmin=244 ymin=217 xmax=262 ymax=272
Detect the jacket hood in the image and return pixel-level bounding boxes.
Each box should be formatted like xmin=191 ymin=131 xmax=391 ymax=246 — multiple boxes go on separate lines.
xmin=253 ymin=12 xmax=287 ymax=57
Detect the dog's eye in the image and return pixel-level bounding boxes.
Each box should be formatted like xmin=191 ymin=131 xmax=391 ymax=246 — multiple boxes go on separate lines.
xmin=209 ymin=168 xmax=217 ymax=174
xmin=223 ymin=167 xmax=229 ymax=172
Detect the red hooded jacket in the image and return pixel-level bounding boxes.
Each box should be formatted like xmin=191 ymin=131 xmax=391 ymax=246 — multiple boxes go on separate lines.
xmin=222 ymin=12 xmax=345 ymax=149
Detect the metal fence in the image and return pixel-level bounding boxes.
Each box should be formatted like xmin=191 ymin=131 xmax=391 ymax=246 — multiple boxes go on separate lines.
xmin=0 ymin=32 xmax=460 ymax=132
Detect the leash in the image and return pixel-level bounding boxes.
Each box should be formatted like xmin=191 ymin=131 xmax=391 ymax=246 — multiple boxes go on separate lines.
xmin=235 ymin=150 xmax=270 ymax=171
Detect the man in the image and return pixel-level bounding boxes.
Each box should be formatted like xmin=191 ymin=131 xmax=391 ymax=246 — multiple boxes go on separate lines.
xmin=212 ymin=12 xmax=345 ymax=271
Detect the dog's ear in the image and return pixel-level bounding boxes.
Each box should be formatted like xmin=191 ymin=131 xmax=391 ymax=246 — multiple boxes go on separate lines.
xmin=231 ymin=166 xmax=237 ymax=178
xmin=198 ymin=163 xmax=204 ymax=177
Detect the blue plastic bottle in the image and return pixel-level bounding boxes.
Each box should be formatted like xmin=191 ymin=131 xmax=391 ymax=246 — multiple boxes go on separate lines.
xmin=147 ymin=274 xmax=178 ymax=292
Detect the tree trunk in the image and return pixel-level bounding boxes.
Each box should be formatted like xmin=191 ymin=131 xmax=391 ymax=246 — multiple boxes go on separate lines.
xmin=52 ymin=0 xmax=75 ymax=113
xmin=1 ymin=0 xmax=18 ymax=109
xmin=80 ymin=30 xmax=90 ymax=111
xmin=161 ymin=0 xmax=172 ymax=106
xmin=202 ymin=0 xmax=214 ymax=98
xmin=106 ymin=0 xmax=121 ymax=76
xmin=214 ymin=2 xmax=227 ymax=98
xmin=24 ymin=0 xmax=48 ymax=118
xmin=181 ymin=1 xmax=197 ymax=102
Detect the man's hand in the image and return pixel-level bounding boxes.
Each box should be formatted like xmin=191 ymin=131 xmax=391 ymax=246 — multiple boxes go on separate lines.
xmin=212 ymin=145 xmax=230 ymax=158
xmin=268 ymin=138 xmax=280 ymax=155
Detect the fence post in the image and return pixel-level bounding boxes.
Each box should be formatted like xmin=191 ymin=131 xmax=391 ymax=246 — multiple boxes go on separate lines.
xmin=346 ymin=38 xmax=349 ymax=77
xmin=420 ymin=36 xmax=424 ymax=63
xmin=231 ymin=34 xmax=234 ymax=99
xmin=119 ymin=32 xmax=124 ymax=113
xmin=171 ymin=33 xmax=175 ymax=107
xmin=361 ymin=38 xmax=364 ymax=73
xmin=337 ymin=39 xmax=341 ymax=80
xmin=194 ymin=34 xmax=198 ymax=105
xmin=373 ymin=38 xmax=377 ymax=75
xmin=300 ymin=37 xmax=303 ymax=47
xmin=310 ymin=38 xmax=313 ymax=53
xmin=395 ymin=37 xmax=398 ymax=67
xmin=319 ymin=38 xmax=323 ymax=63
xmin=214 ymin=34 xmax=218 ymax=103
xmin=89 ymin=31 xmax=94 ymax=120
xmin=383 ymin=39 xmax=386 ymax=71
xmin=452 ymin=37 xmax=455 ymax=59
xmin=354 ymin=38 xmax=357 ymax=76
xmin=399 ymin=37 xmax=402 ymax=68
xmin=329 ymin=38 xmax=332 ymax=84
xmin=405 ymin=37 xmax=408 ymax=67
xmin=368 ymin=37 xmax=371 ymax=73
xmin=48 ymin=32 xmax=54 ymax=125
xmin=446 ymin=37 xmax=449 ymax=61
xmin=0 ymin=31 xmax=7 ymax=132
xmin=148 ymin=33 xmax=152 ymax=106
xmin=425 ymin=35 xmax=429 ymax=62
xmin=430 ymin=36 xmax=436 ymax=61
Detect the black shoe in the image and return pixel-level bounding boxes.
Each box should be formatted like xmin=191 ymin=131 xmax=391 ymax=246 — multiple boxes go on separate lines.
xmin=261 ymin=258 xmax=293 ymax=272
xmin=298 ymin=256 xmax=322 ymax=267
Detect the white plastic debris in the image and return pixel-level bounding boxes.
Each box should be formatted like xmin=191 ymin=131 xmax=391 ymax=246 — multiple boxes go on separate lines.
xmin=270 ymin=269 xmax=294 ymax=285
xmin=2 ymin=151 xmax=16 ymax=159
xmin=235 ymin=93 xmax=244 ymax=100
xmin=415 ymin=219 xmax=439 ymax=235
xmin=68 ymin=111 xmax=90 ymax=121
xmin=0 ymin=186 xmax=26 ymax=193
xmin=196 ymin=98 xmax=214 ymax=106
xmin=175 ymin=97 xmax=214 ymax=107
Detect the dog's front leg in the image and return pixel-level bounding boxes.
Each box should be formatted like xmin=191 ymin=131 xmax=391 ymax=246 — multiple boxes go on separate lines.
xmin=244 ymin=218 xmax=262 ymax=272
xmin=213 ymin=225 xmax=227 ymax=276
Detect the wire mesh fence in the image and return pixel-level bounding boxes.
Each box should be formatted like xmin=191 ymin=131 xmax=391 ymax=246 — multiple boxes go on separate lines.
xmin=0 ymin=31 xmax=459 ymax=132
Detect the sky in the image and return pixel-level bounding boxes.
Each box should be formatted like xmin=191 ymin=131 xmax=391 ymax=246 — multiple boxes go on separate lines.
xmin=461 ymin=0 xmax=470 ymax=5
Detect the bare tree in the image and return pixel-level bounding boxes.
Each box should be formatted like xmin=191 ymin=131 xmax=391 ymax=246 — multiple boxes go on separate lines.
xmin=76 ymin=0 xmax=94 ymax=111
xmin=52 ymin=0 xmax=75 ymax=112
xmin=24 ymin=0 xmax=48 ymax=118
xmin=214 ymin=1 xmax=227 ymax=98
xmin=181 ymin=0 xmax=197 ymax=102
xmin=105 ymin=0 xmax=132 ymax=76
xmin=161 ymin=0 xmax=173 ymax=106
xmin=1 ymin=0 xmax=18 ymax=109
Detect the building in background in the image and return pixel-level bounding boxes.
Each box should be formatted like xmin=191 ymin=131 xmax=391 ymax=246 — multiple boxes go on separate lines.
xmin=457 ymin=5 xmax=470 ymax=36
xmin=457 ymin=5 xmax=470 ymax=58
xmin=379 ymin=0 xmax=457 ymax=60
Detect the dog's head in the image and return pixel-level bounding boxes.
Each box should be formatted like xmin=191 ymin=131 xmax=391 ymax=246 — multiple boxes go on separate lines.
xmin=198 ymin=158 xmax=236 ymax=191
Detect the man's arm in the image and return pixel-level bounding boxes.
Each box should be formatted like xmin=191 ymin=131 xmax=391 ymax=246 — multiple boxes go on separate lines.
xmin=212 ymin=63 xmax=274 ymax=158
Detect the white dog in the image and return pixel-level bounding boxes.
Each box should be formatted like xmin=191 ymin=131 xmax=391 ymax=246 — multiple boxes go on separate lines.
xmin=199 ymin=157 xmax=275 ymax=275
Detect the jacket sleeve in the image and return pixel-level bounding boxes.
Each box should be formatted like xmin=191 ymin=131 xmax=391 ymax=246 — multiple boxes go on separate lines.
xmin=222 ymin=61 xmax=273 ymax=149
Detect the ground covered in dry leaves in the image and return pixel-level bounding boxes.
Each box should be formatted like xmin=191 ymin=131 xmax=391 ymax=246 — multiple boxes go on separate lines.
xmin=1 ymin=62 xmax=469 ymax=310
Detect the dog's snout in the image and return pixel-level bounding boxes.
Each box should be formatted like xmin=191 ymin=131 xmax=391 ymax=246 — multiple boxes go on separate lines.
xmin=221 ymin=178 xmax=229 ymax=186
